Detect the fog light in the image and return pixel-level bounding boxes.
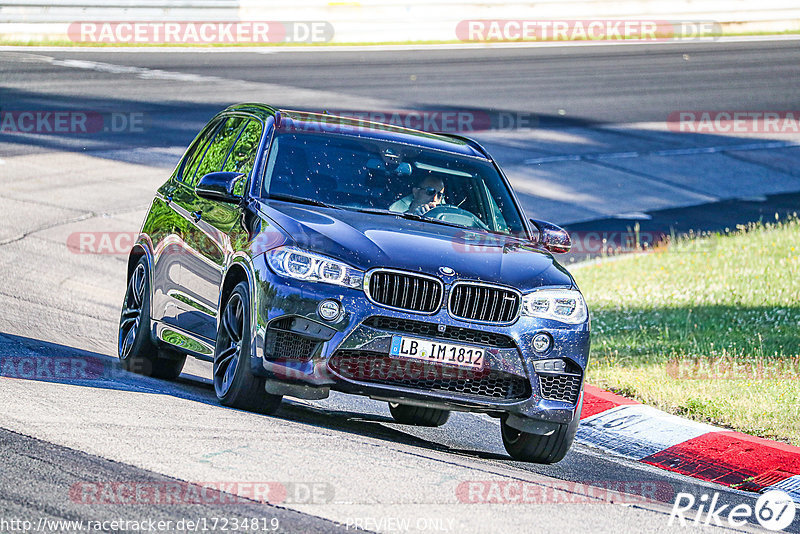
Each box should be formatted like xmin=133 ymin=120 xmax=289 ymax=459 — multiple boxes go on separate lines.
xmin=532 ymin=333 xmax=552 ymax=353
xmin=318 ymin=299 xmax=343 ymax=322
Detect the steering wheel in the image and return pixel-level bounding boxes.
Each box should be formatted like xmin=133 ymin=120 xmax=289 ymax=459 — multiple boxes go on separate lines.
xmin=422 ymin=205 xmax=490 ymax=230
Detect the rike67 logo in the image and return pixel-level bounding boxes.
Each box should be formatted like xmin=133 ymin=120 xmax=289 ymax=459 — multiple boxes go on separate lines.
xmin=669 ymin=490 xmax=796 ymax=531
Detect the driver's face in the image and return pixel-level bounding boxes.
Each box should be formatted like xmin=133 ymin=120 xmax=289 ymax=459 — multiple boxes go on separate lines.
xmin=413 ymin=179 xmax=445 ymax=207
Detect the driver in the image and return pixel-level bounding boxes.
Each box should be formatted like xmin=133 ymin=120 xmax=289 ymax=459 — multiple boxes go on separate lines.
xmin=388 ymin=177 xmax=445 ymax=216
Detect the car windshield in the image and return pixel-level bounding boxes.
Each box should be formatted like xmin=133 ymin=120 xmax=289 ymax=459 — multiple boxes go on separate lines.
xmin=261 ymin=131 xmax=526 ymax=237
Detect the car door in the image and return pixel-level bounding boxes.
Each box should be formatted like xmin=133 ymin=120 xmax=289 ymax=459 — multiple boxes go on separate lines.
xmin=149 ymin=117 xmax=224 ymax=329
xmin=177 ymin=115 xmax=262 ymax=341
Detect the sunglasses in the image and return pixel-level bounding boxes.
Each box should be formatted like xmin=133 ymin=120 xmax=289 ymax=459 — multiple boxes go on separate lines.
xmin=421 ymin=187 xmax=445 ymax=199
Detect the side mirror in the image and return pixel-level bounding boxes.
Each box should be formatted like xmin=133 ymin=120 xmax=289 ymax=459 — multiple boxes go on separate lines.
xmin=196 ymin=172 xmax=246 ymax=203
xmin=530 ymin=219 xmax=571 ymax=254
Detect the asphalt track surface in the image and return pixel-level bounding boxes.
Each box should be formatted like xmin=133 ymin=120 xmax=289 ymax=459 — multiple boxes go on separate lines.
xmin=1 ymin=40 xmax=799 ymax=533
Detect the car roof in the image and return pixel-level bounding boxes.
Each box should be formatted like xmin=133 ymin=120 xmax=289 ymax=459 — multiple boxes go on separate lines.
xmin=222 ymin=103 xmax=489 ymax=159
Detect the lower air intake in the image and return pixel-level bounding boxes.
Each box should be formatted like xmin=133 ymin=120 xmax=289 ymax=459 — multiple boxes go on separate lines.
xmin=329 ymin=350 xmax=530 ymax=400
xmin=538 ymin=373 xmax=582 ymax=404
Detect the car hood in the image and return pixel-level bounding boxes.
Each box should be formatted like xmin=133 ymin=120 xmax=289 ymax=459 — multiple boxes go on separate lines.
xmin=255 ymin=200 xmax=574 ymax=293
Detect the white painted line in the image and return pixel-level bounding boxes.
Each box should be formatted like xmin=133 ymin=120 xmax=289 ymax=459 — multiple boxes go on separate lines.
xmin=766 ymin=475 xmax=800 ymax=504
xmin=524 ymin=155 xmax=582 ymax=164
xmin=652 ymin=141 xmax=799 ymax=157
xmin=2 ymin=34 xmax=799 ymax=54
xmin=523 ymin=141 xmax=800 ymax=165
xmin=49 ymin=58 xmax=225 ymax=83
xmin=0 ymin=158 xmax=5 ymax=165
xmin=576 ymin=404 xmax=720 ymax=461
xmin=0 ymin=53 xmax=229 ymax=84
xmin=612 ymin=211 xmax=652 ymax=220
xmin=651 ymin=147 xmax=720 ymax=156
xmin=591 ymin=151 xmax=640 ymax=160
xmin=525 ymin=152 xmax=631 ymax=164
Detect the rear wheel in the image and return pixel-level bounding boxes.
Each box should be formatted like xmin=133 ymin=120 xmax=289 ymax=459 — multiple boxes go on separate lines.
xmin=118 ymin=257 xmax=186 ymax=380
xmin=500 ymin=393 xmax=583 ymax=464
xmin=213 ymin=282 xmax=282 ymax=414
xmin=388 ymin=402 xmax=450 ymax=427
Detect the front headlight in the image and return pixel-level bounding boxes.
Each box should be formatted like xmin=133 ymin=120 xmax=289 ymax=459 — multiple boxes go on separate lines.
xmin=266 ymin=246 xmax=364 ymax=289
xmin=521 ymin=288 xmax=587 ymax=324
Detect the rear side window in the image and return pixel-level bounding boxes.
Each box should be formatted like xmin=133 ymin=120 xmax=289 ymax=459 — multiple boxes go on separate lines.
xmin=188 ymin=116 xmax=248 ymax=186
xmin=222 ymin=119 xmax=263 ymax=176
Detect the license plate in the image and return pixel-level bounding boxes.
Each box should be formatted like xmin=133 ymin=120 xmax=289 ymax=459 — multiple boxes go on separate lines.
xmin=389 ymin=335 xmax=485 ymax=370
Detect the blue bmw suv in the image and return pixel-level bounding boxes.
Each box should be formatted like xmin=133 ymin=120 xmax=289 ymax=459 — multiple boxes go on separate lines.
xmin=119 ymin=104 xmax=590 ymax=463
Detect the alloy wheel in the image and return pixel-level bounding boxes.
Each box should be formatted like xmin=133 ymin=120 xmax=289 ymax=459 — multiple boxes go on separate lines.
xmin=214 ymin=292 xmax=244 ymax=397
xmin=119 ymin=263 xmax=146 ymax=359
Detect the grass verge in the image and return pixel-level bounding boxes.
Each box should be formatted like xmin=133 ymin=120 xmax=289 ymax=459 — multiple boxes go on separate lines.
xmin=573 ymin=217 xmax=800 ymax=445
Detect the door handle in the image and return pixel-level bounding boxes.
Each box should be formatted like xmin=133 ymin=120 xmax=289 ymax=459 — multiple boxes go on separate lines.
xmin=191 ymin=210 xmax=202 ymax=222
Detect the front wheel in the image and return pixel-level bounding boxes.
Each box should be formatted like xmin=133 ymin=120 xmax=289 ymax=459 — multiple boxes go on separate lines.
xmin=118 ymin=257 xmax=186 ymax=380
xmin=213 ymin=281 xmax=282 ymax=414
xmin=500 ymin=393 xmax=582 ymax=464
xmin=388 ymin=402 xmax=450 ymax=427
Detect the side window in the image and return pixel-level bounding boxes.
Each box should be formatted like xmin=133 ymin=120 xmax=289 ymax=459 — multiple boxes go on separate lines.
xmin=222 ymin=119 xmax=263 ymax=176
xmin=180 ymin=119 xmax=224 ymax=183
xmin=189 ymin=116 xmax=248 ymax=186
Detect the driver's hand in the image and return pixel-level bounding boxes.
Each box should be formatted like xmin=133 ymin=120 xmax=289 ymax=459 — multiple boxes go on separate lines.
xmin=411 ymin=202 xmax=437 ymax=216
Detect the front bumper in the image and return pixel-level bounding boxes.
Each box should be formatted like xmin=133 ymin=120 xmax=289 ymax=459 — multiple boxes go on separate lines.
xmin=250 ymin=255 xmax=590 ymax=425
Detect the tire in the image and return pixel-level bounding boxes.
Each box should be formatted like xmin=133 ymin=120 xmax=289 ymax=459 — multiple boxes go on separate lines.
xmin=500 ymin=392 xmax=583 ymax=464
xmin=388 ymin=402 xmax=450 ymax=427
xmin=213 ymin=281 xmax=282 ymax=415
xmin=118 ymin=257 xmax=186 ymax=380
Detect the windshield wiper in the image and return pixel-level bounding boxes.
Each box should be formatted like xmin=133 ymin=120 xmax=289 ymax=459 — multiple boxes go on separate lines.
xmin=356 ymin=208 xmax=415 ymax=217
xmin=357 ymin=207 xmax=524 ymax=239
xmin=267 ymin=193 xmax=342 ymax=210
xmin=355 ymin=208 xmax=471 ymax=231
